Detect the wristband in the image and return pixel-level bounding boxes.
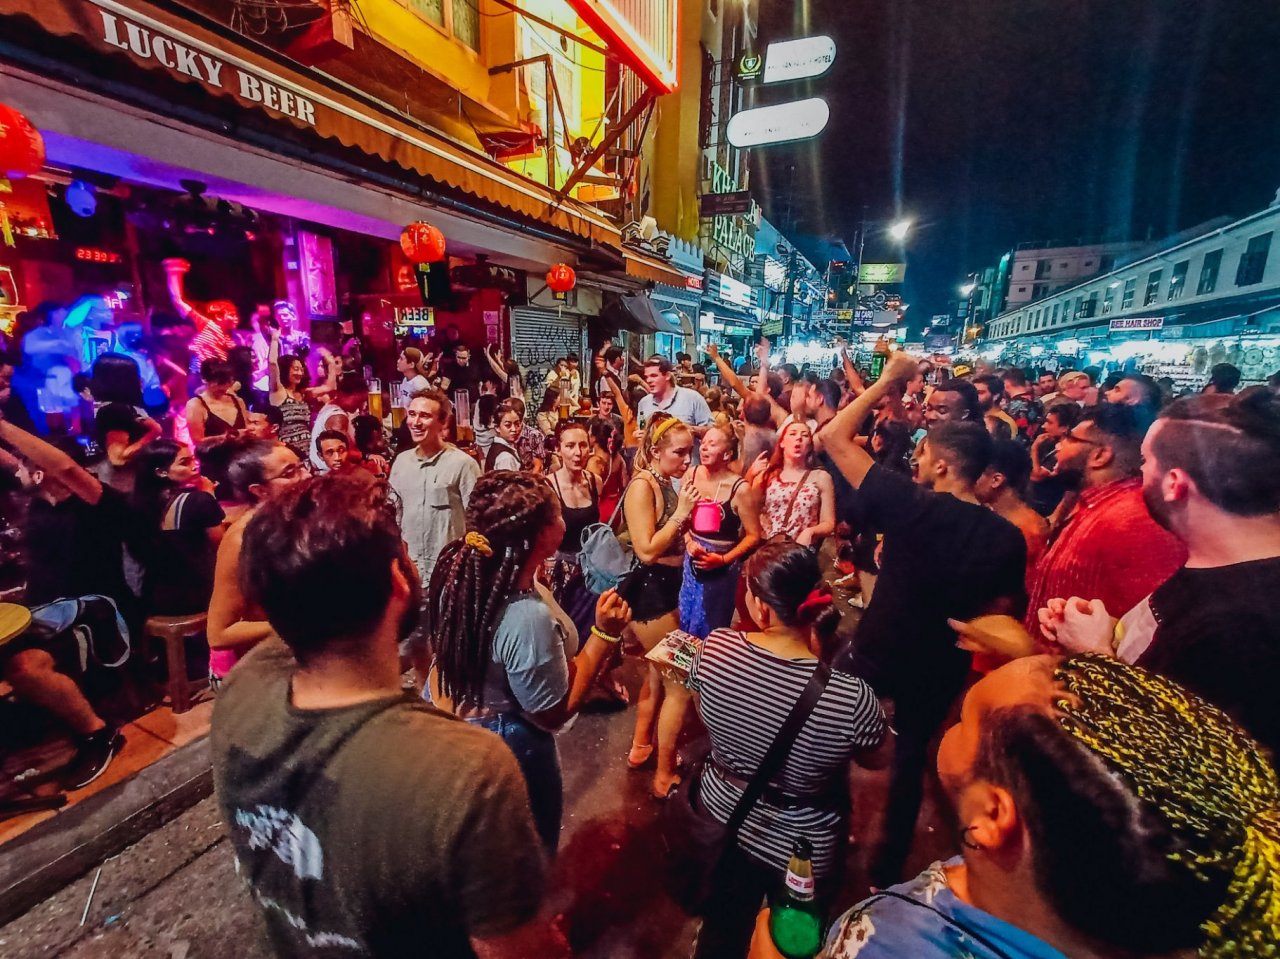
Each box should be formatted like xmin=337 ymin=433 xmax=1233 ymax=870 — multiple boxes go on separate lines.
xmin=590 ymin=625 xmax=621 ymax=644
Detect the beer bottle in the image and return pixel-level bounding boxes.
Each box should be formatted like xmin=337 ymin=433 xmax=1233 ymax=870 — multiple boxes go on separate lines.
xmin=769 ymin=838 xmax=822 ymax=959
xmin=869 ymin=336 xmax=890 ymax=379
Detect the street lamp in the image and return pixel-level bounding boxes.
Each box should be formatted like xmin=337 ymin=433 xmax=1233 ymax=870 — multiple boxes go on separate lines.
xmin=959 ymin=282 xmax=976 ymax=297
xmin=888 ymin=218 xmax=912 ymax=243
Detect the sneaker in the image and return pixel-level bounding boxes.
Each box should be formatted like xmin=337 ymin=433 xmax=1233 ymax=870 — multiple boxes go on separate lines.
xmin=61 ymin=728 xmax=125 ymax=791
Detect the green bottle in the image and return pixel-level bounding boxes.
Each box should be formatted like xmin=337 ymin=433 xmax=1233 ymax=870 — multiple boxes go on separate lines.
xmin=769 ymin=838 xmax=822 ymax=959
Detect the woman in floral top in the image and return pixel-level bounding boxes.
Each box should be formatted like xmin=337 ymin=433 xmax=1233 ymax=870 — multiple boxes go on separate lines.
xmin=754 ymin=421 xmax=835 ymax=547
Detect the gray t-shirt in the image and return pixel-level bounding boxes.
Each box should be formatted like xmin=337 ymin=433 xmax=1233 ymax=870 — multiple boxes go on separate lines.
xmin=637 ymin=386 xmax=712 ymax=430
xmin=479 ymin=585 xmax=578 ymax=716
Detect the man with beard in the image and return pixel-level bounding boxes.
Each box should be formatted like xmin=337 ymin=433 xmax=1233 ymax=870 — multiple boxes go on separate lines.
xmin=1023 ymin=404 xmax=1186 ymax=636
xmin=921 ymin=377 xmax=983 ymax=430
xmin=212 ymin=474 xmax=561 ymax=958
xmin=1040 ymin=389 xmax=1280 ymax=755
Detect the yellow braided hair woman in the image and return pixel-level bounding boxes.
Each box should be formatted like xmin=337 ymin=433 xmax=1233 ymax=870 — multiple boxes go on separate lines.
xmin=750 ymin=654 xmax=1280 ymax=959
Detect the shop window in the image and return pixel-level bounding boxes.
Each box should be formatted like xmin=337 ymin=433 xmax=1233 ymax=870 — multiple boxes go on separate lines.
xmin=1167 ymin=260 xmax=1189 ymax=301
xmin=1236 ymin=232 xmax=1272 ymax=287
xmin=1121 ymin=277 xmax=1136 ymax=309
xmin=1144 ymin=269 xmax=1162 ymax=306
xmin=1197 ymin=249 xmax=1223 ymax=295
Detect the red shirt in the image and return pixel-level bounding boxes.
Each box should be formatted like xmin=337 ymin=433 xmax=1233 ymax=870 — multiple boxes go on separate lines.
xmin=1024 ymin=477 xmax=1186 ymax=633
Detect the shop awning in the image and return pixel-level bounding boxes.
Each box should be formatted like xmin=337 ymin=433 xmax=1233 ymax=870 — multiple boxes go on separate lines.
xmin=625 ymin=249 xmax=698 ymax=288
xmin=2 ymin=0 xmax=622 ymax=249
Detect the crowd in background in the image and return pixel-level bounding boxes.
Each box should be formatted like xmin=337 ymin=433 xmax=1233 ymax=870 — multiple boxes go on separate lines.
xmin=2 ymin=288 xmax=1279 ymax=959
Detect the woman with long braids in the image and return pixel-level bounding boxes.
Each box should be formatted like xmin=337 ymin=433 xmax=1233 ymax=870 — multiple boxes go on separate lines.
xmin=752 ymin=654 xmax=1280 ymax=959
xmin=425 ymin=471 xmax=632 ymax=853
xmin=677 ymin=424 xmax=760 ymax=639
xmin=621 ymin=412 xmax=697 ymax=798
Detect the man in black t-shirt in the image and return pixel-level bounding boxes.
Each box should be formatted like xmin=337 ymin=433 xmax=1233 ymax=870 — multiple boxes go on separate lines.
xmin=819 ymin=352 xmax=1026 ymax=887
xmin=1045 ymin=389 xmax=1280 ymax=759
xmin=0 ymin=415 xmax=133 ymax=789
xmin=214 ymin=474 xmax=560 ymax=959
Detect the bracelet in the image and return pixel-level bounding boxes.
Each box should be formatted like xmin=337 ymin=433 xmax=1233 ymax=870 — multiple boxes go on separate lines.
xmin=590 ymin=625 xmax=621 ymax=644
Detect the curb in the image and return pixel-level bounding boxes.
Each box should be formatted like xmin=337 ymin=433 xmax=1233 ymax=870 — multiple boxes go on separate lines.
xmin=0 ymin=737 xmax=213 ymax=925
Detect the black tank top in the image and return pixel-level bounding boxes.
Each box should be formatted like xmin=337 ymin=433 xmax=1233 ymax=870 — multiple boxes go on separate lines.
xmin=552 ymin=471 xmax=599 ymax=553
xmin=197 ymin=394 xmax=246 ymax=437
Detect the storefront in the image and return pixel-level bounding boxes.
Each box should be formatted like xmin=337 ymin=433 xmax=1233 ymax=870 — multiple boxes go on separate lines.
xmin=700 ymin=270 xmax=759 ymax=364
xmin=0 ymin=0 xmax=686 ymax=390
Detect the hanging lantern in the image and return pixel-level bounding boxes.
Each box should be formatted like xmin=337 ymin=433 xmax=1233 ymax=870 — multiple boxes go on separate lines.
xmin=546 ymin=263 xmax=576 ymax=294
xmin=0 ymin=104 xmax=45 ymax=180
xmin=399 ymin=221 xmax=446 ymax=264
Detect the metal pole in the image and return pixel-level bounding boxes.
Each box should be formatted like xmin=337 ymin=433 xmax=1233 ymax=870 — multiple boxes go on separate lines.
xmin=782 ymin=245 xmax=797 ymax=341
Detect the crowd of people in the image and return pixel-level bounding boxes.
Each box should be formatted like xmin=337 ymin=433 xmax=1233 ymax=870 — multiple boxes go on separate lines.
xmin=1 ymin=295 xmax=1278 ymax=958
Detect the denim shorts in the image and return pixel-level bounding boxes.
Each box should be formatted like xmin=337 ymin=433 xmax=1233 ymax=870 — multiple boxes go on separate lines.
xmin=467 ymin=712 xmax=562 ymax=854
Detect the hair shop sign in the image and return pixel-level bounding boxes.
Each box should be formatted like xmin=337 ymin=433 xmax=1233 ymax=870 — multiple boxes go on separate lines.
xmin=97 ymin=8 xmax=318 ymax=126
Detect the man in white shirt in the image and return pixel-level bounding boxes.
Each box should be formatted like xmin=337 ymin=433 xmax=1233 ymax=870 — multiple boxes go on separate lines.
xmin=309 ymin=373 xmax=367 ymax=471
xmin=635 ymin=355 xmax=711 ymax=436
xmin=389 ymin=389 xmax=481 ymax=586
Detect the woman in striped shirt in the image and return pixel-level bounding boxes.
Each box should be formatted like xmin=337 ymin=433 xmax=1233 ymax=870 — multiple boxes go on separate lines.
xmin=689 ymin=538 xmax=890 ymax=959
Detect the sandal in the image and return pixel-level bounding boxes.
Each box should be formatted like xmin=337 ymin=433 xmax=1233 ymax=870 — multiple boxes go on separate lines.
xmin=651 ymin=775 xmax=682 ymax=800
xmin=627 ymin=743 xmax=655 ymax=769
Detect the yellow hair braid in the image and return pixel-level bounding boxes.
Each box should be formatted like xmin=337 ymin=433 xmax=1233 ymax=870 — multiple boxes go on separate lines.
xmin=1054 ymin=655 xmax=1280 ymax=957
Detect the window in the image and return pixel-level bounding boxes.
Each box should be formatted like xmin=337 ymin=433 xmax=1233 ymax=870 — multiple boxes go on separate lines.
xmin=406 ymin=0 xmax=444 ymax=25
xmin=1033 ymin=284 xmax=1048 ymax=299
xmin=1017 ymin=286 xmax=1028 ymax=294
xmin=1197 ymin=249 xmax=1223 ymax=295
xmin=1084 ymin=259 xmax=1095 ymax=267
xmin=1035 ymin=259 xmax=1051 ymax=278
xmin=1167 ymin=260 xmax=1189 ymax=301
xmin=1059 ymin=261 xmax=1069 ymax=268
xmin=402 ymin=0 xmax=478 ymax=50
xmin=1103 ymin=286 xmax=1115 ymax=314
xmin=1236 ymin=232 xmax=1272 ymax=287
xmin=1144 ymin=269 xmax=1162 ymax=306
xmin=1063 ymin=298 xmax=1075 ymax=322
xmin=1051 ymin=303 xmax=1060 ymax=323
xmin=1083 ymin=291 xmax=1098 ymax=317
xmin=1121 ymin=278 xmax=1136 ymax=309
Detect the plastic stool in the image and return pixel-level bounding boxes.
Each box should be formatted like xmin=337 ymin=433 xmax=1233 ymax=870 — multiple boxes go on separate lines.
xmin=143 ymin=613 xmax=209 ymax=714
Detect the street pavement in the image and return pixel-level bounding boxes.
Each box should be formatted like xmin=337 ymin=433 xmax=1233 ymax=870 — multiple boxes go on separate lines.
xmin=0 ymin=665 xmax=953 ymax=959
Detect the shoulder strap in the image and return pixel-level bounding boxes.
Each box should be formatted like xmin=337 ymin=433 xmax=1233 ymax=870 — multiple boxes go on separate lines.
xmin=780 ymin=469 xmax=813 ymax=532
xmin=722 ymin=661 xmax=831 ymax=839
xmin=485 ymin=442 xmax=506 ymax=472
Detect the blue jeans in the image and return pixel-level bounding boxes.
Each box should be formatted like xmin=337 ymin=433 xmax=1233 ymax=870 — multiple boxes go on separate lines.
xmin=468 ymin=713 xmax=562 ymax=854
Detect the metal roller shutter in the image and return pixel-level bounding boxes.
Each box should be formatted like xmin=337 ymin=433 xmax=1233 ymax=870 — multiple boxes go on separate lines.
xmin=510 ymin=307 xmax=587 ymax=404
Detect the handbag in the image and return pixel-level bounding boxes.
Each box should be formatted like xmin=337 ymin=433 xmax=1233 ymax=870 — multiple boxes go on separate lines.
xmin=660 ymin=660 xmax=833 ymax=914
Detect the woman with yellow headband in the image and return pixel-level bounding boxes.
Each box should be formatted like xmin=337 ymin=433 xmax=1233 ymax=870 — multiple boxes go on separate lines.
xmin=622 ymin=411 xmax=698 ymax=798
xmin=424 ymin=471 xmax=632 ymax=854
xmin=750 ymin=654 xmax=1280 ymax=958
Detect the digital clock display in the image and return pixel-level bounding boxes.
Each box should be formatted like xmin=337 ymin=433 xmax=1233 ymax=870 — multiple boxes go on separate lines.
xmin=75 ymin=247 xmax=123 ymax=264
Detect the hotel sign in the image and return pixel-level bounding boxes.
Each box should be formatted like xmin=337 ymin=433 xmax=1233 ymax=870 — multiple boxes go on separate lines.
xmin=95 ymin=7 xmax=318 ymax=126
xmin=762 ymin=36 xmax=837 ymax=85
xmin=1109 ymin=316 xmax=1164 ymax=331
xmin=727 ymin=98 xmax=830 ymax=149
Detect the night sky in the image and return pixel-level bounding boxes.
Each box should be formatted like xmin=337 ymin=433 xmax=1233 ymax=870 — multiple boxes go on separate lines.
xmin=749 ymin=0 xmax=1280 ymax=328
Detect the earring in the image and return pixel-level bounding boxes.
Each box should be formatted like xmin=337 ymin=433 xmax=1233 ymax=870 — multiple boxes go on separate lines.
xmin=960 ymin=825 xmax=983 ymax=851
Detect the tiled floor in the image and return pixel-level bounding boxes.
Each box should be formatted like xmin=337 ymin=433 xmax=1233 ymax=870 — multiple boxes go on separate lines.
xmin=0 ymin=700 xmax=212 ymax=848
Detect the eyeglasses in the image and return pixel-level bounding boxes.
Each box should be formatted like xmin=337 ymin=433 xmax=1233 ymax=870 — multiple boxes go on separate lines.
xmin=1062 ymin=430 xmax=1103 ymax=447
xmin=268 ymin=461 xmax=310 ymax=482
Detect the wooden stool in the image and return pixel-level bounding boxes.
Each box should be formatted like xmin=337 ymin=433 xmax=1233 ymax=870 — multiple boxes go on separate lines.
xmin=143 ymin=613 xmax=210 ymax=714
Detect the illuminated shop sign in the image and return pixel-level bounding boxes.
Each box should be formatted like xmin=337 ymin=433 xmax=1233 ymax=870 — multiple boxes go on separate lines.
xmin=568 ymin=0 xmax=680 ymax=93
xmin=762 ymin=36 xmax=836 ymax=85
xmin=726 ymin=98 xmax=830 ymax=149
xmin=1109 ymin=317 xmax=1164 ymax=331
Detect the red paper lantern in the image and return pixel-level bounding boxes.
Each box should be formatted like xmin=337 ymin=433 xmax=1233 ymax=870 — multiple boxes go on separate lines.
xmin=546 ymin=263 xmax=576 ymax=294
xmin=0 ymin=104 xmax=45 ymax=180
xmin=399 ymin=221 xmax=446 ymax=264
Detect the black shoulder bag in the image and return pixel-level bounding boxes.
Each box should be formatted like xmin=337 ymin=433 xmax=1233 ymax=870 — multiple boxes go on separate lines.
xmin=661 ymin=660 xmax=832 ymax=914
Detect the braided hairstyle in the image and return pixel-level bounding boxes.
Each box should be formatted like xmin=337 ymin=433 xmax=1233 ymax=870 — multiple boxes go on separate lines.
xmin=973 ymin=655 xmax=1280 ymax=957
xmin=425 ymin=471 xmax=557 ymax=709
